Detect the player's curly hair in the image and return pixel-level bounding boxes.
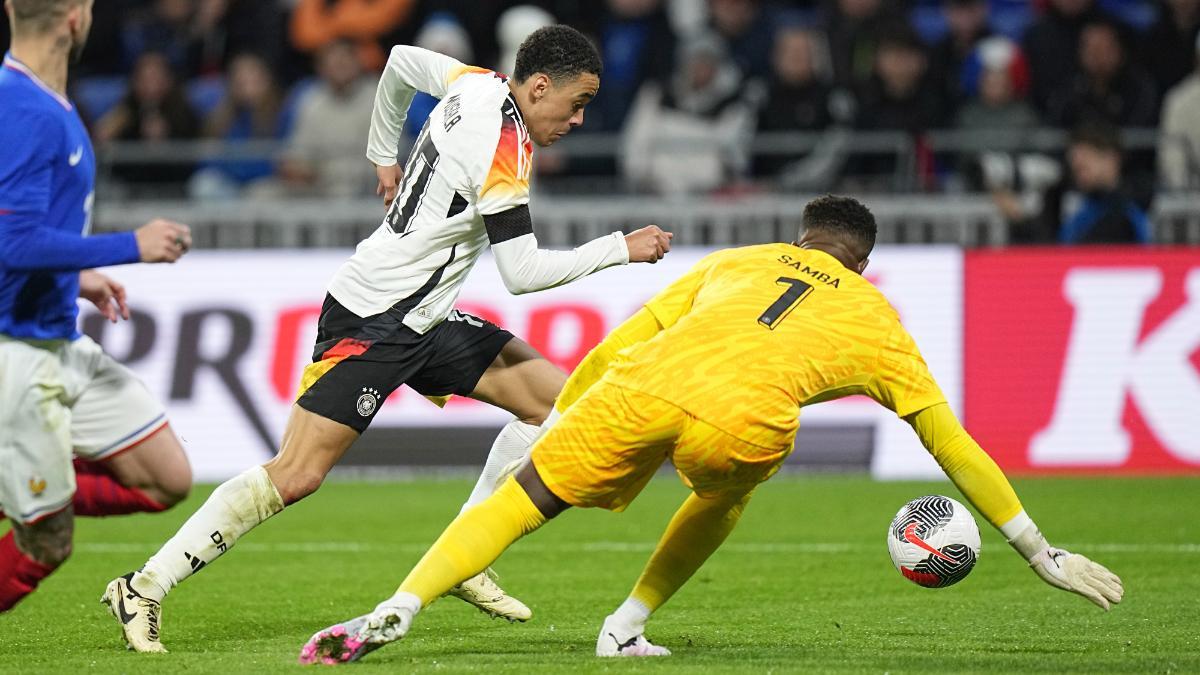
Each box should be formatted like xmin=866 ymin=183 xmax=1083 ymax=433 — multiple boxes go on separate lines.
xmin=801 ymin=195 xmax=877 ymax=254
xmin=513 ymin=25 xmax=602 ymax=84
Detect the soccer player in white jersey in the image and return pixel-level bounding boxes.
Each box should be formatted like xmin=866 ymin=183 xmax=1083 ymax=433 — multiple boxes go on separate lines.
xmin=0 ymin=0 xmax=194 ymax=613
xmin=104 ymin=25 xmax=673 ymax=653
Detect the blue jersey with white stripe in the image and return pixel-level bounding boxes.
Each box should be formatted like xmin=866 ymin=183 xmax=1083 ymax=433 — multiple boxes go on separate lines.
xmin=0 ymin=53 xmax=139 ymax=340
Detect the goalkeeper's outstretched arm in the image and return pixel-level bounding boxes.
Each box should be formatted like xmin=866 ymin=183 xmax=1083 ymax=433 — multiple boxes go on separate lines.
xmin=906 ymin=403 xmax=1125 ymax=610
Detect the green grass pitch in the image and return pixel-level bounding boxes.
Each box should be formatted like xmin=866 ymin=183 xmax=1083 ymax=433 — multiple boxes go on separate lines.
xmin=2 ymin=475 xmax=1197 ymax=673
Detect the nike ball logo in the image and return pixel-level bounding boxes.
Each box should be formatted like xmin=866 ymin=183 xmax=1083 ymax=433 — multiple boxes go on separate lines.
xmin=903 ymin=522 xmax=955 ymax=562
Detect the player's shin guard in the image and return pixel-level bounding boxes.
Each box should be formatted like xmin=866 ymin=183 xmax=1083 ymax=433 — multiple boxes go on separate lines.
xmin=398 ymin=476 xmax=546 ymax=606
xmin=72 ymin=460 xmax=167 ymax=516
xmin=460 ymin=420 xmax=541 ymax=513
xmin=131 ymin=466 xmax=283 ymax=601
xmin=627 ymin=491 xmax=751 ymax=615
xmin=0 ymin=531 xmax=56 ymax=612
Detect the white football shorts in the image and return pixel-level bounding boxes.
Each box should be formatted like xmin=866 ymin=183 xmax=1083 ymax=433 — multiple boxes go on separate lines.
xmin=0 ymin=334 xmax=166 ymax=524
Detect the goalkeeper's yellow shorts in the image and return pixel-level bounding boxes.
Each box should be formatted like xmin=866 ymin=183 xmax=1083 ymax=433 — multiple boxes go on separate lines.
xmin=531 ymin=381 xmax=792 ymax=511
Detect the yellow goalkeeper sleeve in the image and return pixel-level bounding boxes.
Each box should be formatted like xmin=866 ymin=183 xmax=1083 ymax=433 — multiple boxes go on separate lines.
xmin=555 ymin=307 xmax=663 ymax=413
xmin=905 ymin=403 xmax=1023 ymax=529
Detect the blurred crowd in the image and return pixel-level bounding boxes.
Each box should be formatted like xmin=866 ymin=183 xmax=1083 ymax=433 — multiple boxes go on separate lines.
xmin=3 ymin=0 xmax=1198 ymax=243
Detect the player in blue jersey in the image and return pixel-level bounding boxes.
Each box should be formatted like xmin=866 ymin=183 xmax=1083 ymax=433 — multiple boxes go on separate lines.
xmin=0 ymin=0 xmax=196 ymax=616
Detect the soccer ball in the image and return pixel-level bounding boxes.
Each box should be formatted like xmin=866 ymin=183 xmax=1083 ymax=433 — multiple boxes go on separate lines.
xmin=887 ymin=495 xmax=981 ymax=588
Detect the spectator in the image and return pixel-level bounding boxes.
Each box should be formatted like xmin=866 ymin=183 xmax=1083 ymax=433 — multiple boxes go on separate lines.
xmin=94 ymin=51 xmax=200 ymax=190
xmin=584 ymin=0 xmax=678 ymax=134
xmin=118 ymin=0 xmax=281 ymax=78
xmin=930 ymin=0 xmax=993 ymax=112
xmin=1140 ymin=0 xmax=1200 ymax=99
xmin=1159 ymin=33 xmax=1200 ymax=189
xmin=956 ymin=37 xmax=1040 ymax=191
xmin=290 ymin=0 xmax=416 ymax=72
xmin=956 ymin=37 xmax=1037 ymax=134
xmin=992 ymin=122 xmax=1153 ymax=244
xmin=754 ymin=24 xmax=851 ymax=184
xmin=852 ymin=26 xmax=945 ymax=187
xmin=190 ymin=53 xmax=290 ymax=199
xmin=1047 ymin=18 xmax=1158 ymax=128
xmin=823 ymin=0 xmax=905 ymax=88
xmin=278 ymin=40 xmax=377 ymax=198
xmin=622 ymin=32 xmax=756 ymax=194
xmin=193 ymin=0 xmax=289 ymax=77
xmin=1022 ymin=0 xmax=1110 ymax=114
xmin=855 ymin=27 xmax=943 ymax=128
xmin=119 ymin=0 xmax=201 ymax=76
xmin=757 ymin=25 xmax=833 ymax=134
xmin=707 ymin=0 xmax=776 ymax=80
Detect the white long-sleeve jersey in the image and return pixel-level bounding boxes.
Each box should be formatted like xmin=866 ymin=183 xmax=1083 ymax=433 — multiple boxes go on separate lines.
xmin=328 ymin=46 xmax=628 ymax=334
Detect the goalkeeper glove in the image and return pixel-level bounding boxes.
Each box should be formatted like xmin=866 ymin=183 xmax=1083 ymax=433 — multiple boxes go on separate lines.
xmin=1008 ymin=523 xmax=1124 ymax=611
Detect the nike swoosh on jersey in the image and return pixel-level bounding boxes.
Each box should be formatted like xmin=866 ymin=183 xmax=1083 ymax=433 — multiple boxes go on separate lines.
xmin=69 ymin=146 xmax=83 ymax=166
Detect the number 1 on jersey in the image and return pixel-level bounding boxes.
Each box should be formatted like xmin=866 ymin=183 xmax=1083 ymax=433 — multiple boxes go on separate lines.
xmin=758 ymin=277 xmax=813 ymax=330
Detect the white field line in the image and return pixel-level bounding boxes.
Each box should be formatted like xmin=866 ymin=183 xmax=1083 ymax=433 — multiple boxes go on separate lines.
xmin=75 ymin=541 xmax=1200 ymax=554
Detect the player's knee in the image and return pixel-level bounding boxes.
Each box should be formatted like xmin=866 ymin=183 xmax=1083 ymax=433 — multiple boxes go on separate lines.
xmin=15 ymin=518 xmax=74 ymax=568
xmin=153 ymin=467 xmax=193 ymax=508
xmin=275 ymin=470 xmax=325 ymax=504
xmin=515 ymin=462 xmax=569 ymax=519
xmin=520 ymin=390 xmax=559 ymax=427
xmin=518 ymin=407 xmax=551 ymax=427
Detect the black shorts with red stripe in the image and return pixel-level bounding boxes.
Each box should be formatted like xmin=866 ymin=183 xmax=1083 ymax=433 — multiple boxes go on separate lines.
xmin=296 ymin=294 xmax=513 ymax=433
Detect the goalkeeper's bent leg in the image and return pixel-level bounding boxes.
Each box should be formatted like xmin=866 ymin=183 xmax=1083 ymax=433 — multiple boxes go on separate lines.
xmin=396 ymin=476 xmax=549 ymax=607
xmin=131 ymin=465 xmax=284 ymax=600
xmin=613 ymin=490 xmax=753 ymax=629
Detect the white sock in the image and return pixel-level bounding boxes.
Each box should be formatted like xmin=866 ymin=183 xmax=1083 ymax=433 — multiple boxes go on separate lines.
xmin=459 ymin=420 xmax=541 ymax=513
xmin=612 ymin=597 xmax=652 ymax=632
xmin=379 ymin=591 xmax=422 ymax=615
xmin=999 ymin=509 xmax=1033 ymax=540
xmin=132 ymin=466 xmax=284 ymax=601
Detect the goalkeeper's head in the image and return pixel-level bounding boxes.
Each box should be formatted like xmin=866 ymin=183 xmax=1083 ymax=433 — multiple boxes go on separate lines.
xmin=5 ymin=0 xmax=93 ymax=64
xmin=509 ymin=24 xmax=603 ymax=148
xmin=796 ymin=195 xmax=878 ymax=275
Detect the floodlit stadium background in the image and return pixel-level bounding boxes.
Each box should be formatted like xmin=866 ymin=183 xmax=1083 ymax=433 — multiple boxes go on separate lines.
xmin=5 ymin=0 xmax=1197 ymax=479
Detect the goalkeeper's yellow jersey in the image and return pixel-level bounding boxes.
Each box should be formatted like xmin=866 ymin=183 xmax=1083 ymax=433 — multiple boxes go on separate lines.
xmin=603 ymin=244 xmax=946 ymax=449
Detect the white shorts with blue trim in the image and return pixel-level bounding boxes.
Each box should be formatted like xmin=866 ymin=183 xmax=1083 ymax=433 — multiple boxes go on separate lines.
xmin=0 ymin=334 xmax=166 ymax=524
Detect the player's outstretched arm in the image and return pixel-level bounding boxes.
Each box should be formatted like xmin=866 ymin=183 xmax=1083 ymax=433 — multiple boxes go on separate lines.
xmin=906 ymin=404 xmax=1124 ymax=610
xmin=0 ymin=220 xmax=141 ymax=272
xmin=485 ymin=206 xmax=671 ymax=295
xmin=1005 ymin=515 xmax=1125 ymax=611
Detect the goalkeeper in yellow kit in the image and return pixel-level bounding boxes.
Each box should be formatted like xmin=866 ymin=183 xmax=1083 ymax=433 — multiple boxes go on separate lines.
xmin=299 ymin=195 xmax=1124 ymax=664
